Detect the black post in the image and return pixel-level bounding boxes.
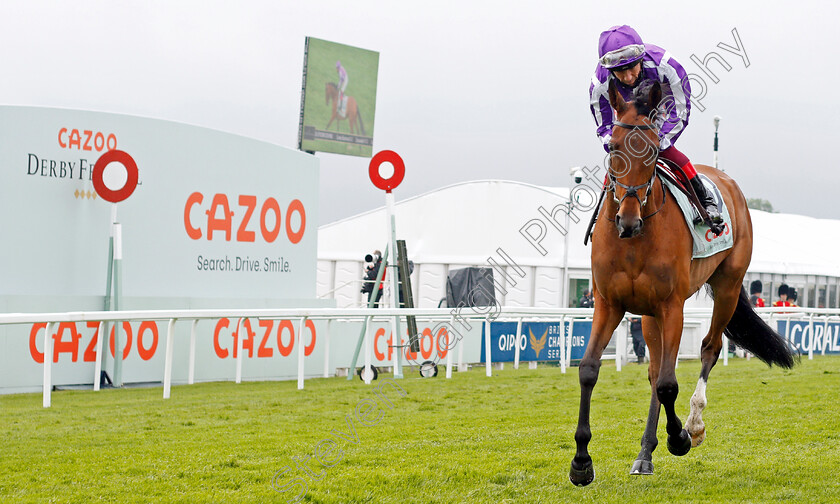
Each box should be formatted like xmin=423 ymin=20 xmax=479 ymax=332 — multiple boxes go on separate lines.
xmin=396 ymin=240 xmax=419 ymax=352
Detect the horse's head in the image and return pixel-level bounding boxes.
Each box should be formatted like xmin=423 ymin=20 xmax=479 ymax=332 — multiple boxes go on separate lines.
xmin=325 ymin=82 xmax=336 ymax=105
xmin=607 ymin=79 xmax=662 ymax=239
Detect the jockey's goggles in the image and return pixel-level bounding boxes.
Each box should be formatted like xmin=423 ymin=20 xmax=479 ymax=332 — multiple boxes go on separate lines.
xmin=600 ymin=44 xmax=645 ymax=69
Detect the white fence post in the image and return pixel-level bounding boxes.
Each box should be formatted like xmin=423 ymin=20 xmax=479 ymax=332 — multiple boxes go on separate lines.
xmin=323 ymin=319 xmax=331 ymax=379
xmin=235 ymin=317 xmax=245 ymax=384
xmin=298 ymin=317 xmax=307 ymax=390
xmin=445 ymin=317 xmax=454 ymax=379
xmin=457 ymin=324 xmax=466 ymax=372
xmin=560 ymin=316 xmax=567 ymax=374
xmin=722 ymin=335 xmax=729 ymax=366
xmin=163 ymin=318 xmax=176 ymax=399
xmin=43 ymin=322 xmax=54 ymax=408
xmin=514 ymin=318 xmax=523 ymax=370
xmin=485 ymin=318 xmax=492 ymax=377
xmin=188 ymin=319 xmax=198 ymax=385
xmin=93 ymin=321 xmax=105 ymax=392
xmin=363 ymin=316 xmax=372 ymax=385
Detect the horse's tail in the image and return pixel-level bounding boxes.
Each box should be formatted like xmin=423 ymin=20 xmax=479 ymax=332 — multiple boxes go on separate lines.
xmin=723 ymin=286 xmax=796 ymax=368
xmin=357 ymin=106 xmax=366 ymax=136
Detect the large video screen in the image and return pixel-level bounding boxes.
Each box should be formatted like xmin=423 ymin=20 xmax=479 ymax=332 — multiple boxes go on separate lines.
xmin=298 ymin=37 xmax=379 ymax=157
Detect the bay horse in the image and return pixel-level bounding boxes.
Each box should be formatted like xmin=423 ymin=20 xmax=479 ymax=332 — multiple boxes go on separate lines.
xmin=325 ymin=82 xmax=366 ymax=135
xmin=569 ymin=79 xmax=794 ymax=486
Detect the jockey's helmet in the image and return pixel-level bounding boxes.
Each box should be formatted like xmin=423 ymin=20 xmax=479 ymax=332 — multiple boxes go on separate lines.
xmin=598 ymin=25 xmax=645 ymax=70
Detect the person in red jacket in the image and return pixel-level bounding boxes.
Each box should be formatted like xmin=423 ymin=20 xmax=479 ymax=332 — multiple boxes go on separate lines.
xmin=788 ymin=287 xmax=799 ymax=307
xmin=749 ymin=280 xmax=765 ymax=308
xmin=773 ymin=284 xmax=794 ymax=308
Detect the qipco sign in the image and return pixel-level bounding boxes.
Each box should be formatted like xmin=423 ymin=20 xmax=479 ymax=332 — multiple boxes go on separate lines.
xmin=92 ymin=150 xmax=139 ymax=203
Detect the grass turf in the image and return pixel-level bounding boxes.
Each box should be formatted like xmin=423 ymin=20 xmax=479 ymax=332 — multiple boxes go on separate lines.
xmin=1 ymin=356 xmax=839 ymax=503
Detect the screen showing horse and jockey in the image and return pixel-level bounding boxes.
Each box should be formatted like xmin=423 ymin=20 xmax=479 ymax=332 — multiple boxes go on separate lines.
xmin=298 ymin=37 xmax=379 ymax=157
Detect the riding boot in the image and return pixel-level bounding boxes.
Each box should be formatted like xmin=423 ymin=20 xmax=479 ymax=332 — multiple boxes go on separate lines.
xmin=689 ymin=176 xmax=724 ymax=233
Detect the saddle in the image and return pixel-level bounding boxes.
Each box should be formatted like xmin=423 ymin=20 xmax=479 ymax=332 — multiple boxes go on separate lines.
xmin=584 ymin=160 xmax=726 ymax=246
xmin=654 ymin=158 xmax=716 ymax=227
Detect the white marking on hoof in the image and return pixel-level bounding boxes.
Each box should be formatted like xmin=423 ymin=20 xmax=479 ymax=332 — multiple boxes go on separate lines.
xmin=685 ymin=378 xmax=707 ymax=447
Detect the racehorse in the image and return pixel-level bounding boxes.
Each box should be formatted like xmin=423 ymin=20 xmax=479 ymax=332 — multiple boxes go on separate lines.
xmin=569 ymin=79 xmax=795 ymax=486
xmin=325 ymin=82 xmax=366 ymax=136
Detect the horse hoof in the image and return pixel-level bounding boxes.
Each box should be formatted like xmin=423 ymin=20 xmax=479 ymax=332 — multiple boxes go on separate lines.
xmin=569 ymin=460 xmax=595 ymax=487
xmin=690 ymin=427 xmax=706 ymax=448
xmin=630 ymin=459 xmax=654 ymax=475
xmin=667 ymin=428 xmax=692 ymax=456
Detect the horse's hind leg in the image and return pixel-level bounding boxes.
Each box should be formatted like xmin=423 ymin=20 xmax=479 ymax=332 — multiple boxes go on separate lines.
xmin=656 ymin=299 xmax=692 ymax=457
xmin=631 ymin=315 xmax=662 ymax=475
xmin=686 ymin=275 xmax=742 ymax=447
xmin=569 ymin=302 xmax=625 ymax=486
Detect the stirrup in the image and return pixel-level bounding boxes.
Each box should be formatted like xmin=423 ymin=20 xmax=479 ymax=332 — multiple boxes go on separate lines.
xmin=693 ymin=205 xmax=723 ymax=231
xmin=706 ymin=209 xmax=724 ymax=235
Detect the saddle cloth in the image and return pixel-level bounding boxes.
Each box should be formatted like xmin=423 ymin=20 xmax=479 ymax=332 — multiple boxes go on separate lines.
xmin=661 ymin=173 xmax=734 ymax=259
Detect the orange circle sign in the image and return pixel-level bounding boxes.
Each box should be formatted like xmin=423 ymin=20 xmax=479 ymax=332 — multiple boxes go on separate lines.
xmin=368 ymin=150 xmax=405 ymax=192
xmin=92 ymin=150 xmax=139 ymax=203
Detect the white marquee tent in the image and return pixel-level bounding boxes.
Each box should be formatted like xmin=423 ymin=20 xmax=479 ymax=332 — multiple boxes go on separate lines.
xmin=317 ymin=180 xmax=840 ymax=310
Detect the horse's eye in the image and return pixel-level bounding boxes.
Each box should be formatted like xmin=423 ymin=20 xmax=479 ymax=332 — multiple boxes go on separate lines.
xmin=608 ymin=143 xmax=618 ymax=152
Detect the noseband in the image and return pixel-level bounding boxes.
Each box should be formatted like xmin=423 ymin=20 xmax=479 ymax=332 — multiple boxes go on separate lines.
xmin=608 ymin=120 xmax=665 ymax=218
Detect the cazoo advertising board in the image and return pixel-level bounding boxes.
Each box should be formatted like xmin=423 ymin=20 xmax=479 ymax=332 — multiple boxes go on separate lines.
xmin=0 ymin=106 xmax=326 ymax=393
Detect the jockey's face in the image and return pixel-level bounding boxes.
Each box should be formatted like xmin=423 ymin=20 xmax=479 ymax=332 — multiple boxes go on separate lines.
xmin=612 ymin=61 xmax=642 ymax=86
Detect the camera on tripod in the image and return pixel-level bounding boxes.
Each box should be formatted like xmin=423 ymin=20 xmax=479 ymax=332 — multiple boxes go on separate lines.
xmin=360 ymin=251 xmax=382 ymax=294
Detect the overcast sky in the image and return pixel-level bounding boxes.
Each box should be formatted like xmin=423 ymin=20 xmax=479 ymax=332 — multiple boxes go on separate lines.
xmin=2 ymin=0 xmax=837 ymax=225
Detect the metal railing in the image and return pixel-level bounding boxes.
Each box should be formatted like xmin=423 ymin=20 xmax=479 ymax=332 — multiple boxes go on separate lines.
xmin=3 ymin=306 xmax=838 ymax=408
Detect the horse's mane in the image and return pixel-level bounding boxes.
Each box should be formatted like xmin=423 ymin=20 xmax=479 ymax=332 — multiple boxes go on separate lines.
xmin=631 ymin=79 xmax=658 ymax=117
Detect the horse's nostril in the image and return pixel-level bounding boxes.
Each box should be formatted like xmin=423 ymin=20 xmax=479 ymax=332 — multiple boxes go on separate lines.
xmin=615 ymin=215 xmax=643 ymax=239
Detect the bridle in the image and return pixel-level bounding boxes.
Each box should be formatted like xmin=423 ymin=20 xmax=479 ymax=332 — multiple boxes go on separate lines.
xmin=608 ymin=120 xmax=667 ymax=220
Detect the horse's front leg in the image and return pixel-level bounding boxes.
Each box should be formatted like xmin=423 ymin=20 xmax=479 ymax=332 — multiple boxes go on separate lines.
xmin=569 ymin=302 xmax=625 ymax=486
xmin=656 ymin=300 xmax=692 ymax=457
xmin=631 ymin=315 xmax=662 ymax=475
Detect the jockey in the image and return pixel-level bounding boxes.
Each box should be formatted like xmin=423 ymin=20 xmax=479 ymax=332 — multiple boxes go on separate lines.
xmin=589 ymin=25 xmax=723 ymax=227
xmin=336 ymin=60 xmax=349 ymax=116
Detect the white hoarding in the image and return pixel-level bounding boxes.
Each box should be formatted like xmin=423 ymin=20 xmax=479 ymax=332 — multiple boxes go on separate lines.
xmin=0 ymin=106 xmax=326 ymax=393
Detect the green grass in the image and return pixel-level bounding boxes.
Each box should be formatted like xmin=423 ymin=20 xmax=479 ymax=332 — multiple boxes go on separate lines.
xmin=2 ymin=357 xmax=839 ymax=503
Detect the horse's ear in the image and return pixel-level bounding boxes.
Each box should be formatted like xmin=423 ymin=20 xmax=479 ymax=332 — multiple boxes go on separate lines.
xmin=649 ymin=80 xmax=662 ymax=109
xmin=608 ymin=79 xmax=627 ymax=115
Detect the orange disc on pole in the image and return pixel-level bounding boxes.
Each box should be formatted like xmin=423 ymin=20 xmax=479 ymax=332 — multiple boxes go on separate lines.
xmin=369 ymin=150 xmax=405 ymax=192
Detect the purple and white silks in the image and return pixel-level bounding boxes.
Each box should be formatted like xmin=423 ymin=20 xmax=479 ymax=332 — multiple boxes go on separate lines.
xmin=588 ymin=44 xmax=692 ymax=152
